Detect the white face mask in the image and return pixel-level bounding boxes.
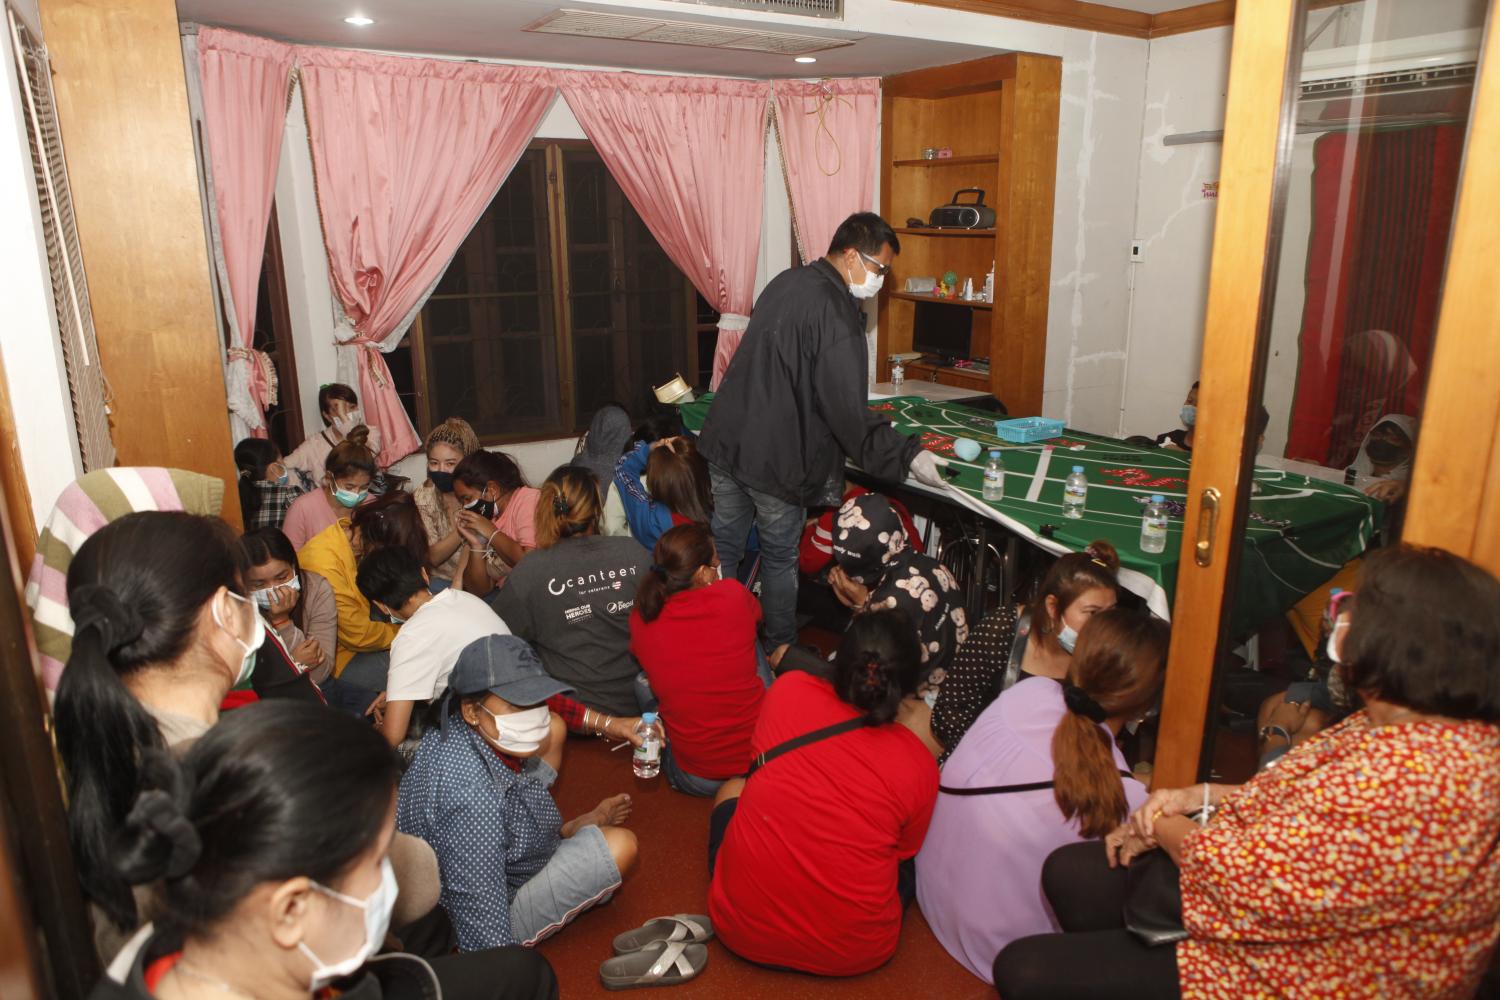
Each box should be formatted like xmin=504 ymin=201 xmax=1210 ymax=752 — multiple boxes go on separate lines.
xmin=1326 ymin=620 xmax=1349 ymax=664
xmin=847 ymin=261 xmax=885 ymax=300
xmin=252 ymin=572 xmax=301 ymax=610
xmin=299 ymin=857 xmax=397 ymax=991
xmin=212 ymin=591 xmax=266 ymax=686
xmin=1057 ymin=622 xmax=1079 ymax=655
xmin=479 ymin=703 xmax=552 ymax=755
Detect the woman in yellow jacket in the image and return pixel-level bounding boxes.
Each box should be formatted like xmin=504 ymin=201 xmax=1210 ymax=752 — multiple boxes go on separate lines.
xmin=298 ymin=492 xmax=429 ymax=697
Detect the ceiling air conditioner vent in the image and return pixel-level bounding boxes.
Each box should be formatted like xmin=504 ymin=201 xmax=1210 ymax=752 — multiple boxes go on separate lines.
xmin=659 ymin=0 xmax=842 ymax=19
xmin=525 ymin=9 xmax=856 ymax=55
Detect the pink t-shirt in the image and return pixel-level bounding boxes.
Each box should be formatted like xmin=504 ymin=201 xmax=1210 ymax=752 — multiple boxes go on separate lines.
xmin=495 ymin=486 xmax=539 ymax=550
xmin=283 ymin=490 xmax=341 ymax=551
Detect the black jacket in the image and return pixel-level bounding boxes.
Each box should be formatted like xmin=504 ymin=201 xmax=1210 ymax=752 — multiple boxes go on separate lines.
xmin=92 ymin=929 xmax=440 ymax=1000
xmin=699 ymin=259 xmax=921 ymax=506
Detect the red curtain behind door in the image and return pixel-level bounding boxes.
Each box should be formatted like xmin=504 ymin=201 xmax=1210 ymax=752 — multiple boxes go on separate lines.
xmin=1284 ymin=127 xmax=1461 ymax=467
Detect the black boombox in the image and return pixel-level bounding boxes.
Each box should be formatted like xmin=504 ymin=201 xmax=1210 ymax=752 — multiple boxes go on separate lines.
xmin=928 ymin=188 xmax=997 ymax=230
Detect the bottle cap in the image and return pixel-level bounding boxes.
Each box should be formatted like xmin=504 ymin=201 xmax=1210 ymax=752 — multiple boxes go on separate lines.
xmin=1151 ymin=494 xmax=1164 ymax=503
xmin=989 ymin=449 xmax=1000 ymax=457
xmin=641 ymin=712 xmax=658 ymax=724
xmin=1072 ymin=465 xmax=1084 ymax=473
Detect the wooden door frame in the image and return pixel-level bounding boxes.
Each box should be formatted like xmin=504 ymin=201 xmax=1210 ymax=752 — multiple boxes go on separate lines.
xmin=1402 ymin=18 xmax=1500 ymax=573
xmin=1153 ymin=0 xmax=1306 ymax=788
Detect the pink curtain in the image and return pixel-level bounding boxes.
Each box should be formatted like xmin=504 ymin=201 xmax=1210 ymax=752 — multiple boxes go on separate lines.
xmin=298 ymin=48 xmax=555 ymax=466
xmin=773 ymin=78 xmax=880 ymax=266
xmin=559 ymin=72 xmax=768 ymax=389
xmin=197 ymin=28 xmax=297 ymax=438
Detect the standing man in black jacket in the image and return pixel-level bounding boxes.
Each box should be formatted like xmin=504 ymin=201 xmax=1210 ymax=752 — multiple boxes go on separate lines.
xmin=698 ymin=212 xmax=949 ymax=650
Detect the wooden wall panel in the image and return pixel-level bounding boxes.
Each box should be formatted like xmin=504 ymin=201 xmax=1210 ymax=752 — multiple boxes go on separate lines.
xmin=1403 ymin=15 xmax=1500 ymax=578
xmin=39 ymin=0 xmax=240 ymax=526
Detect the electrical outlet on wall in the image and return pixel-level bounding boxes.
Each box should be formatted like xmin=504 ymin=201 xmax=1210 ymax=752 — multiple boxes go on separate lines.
xmin=1129 ymin=240 xmax=1144 ymax=263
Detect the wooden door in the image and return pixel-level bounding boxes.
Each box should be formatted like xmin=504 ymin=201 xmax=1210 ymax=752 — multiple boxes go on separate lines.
xmin=1155 ymin=0 xmax=1498 ymax=787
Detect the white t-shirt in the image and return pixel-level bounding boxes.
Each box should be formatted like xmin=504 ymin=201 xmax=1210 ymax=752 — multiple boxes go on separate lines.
xmin=386 ymin=589 xmax=509 ymax=703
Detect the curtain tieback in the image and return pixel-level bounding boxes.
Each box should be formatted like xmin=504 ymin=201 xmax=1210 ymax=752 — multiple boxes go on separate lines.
xmin=717 ymin=313 xmax=750 ymax=332
xmin=226 ymin=346 xmax=279 ymax=407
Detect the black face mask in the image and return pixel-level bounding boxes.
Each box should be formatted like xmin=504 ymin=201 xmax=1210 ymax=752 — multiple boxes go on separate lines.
xmin=465 ymin=496 xmax=497 ymax=519
xmin=1365 ymin=439 xmax=1406 ymax=465
xmin=430 ymin=471 xmax=455 ymax=494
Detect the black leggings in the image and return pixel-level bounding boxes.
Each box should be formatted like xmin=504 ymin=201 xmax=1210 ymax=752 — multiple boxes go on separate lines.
xmin=991 ymin=842 xmax=1180 ymax=1000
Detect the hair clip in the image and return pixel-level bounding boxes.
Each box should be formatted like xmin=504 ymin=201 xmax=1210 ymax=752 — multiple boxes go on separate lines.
xmin=552 ymin=496 xmax=570 ymax=516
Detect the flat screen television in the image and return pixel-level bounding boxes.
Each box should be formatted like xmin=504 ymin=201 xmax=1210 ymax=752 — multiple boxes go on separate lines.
xmin=912 ymin=300 xmax=974 ymax=361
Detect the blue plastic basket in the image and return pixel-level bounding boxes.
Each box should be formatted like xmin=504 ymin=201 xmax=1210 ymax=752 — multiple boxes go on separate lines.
xmin=994 ymin=417 xmax=1066 ymax=443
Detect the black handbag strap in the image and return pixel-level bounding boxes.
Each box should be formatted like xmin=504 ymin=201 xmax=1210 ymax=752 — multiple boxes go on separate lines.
xmin=747 ymin=716 xmax=869 ymax=776
xmin=940 ymin=769 xmax=1132 ymax=796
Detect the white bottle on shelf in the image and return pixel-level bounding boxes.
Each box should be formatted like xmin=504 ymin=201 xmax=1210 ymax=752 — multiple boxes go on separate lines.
xmin=983 ymin=262 xmax=995 ymax=303
xmin=891 ymin=356 xmax=905 ymax=389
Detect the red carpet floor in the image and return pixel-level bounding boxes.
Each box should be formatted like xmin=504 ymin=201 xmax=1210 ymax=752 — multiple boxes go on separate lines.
xmin=535 ymin=734 xmax=993 ymax=999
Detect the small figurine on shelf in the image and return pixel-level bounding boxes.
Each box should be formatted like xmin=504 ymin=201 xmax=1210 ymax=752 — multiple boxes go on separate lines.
xmin=934 ymin=269 xmax=957 ymax=299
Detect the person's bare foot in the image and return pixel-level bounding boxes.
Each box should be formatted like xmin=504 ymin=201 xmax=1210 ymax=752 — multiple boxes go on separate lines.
xmin=564 ymin=793 xmax=633 ymax=837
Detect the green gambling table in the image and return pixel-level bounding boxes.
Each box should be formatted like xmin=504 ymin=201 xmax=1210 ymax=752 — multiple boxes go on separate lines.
xmin=681 ymin=393 xmax=1384 ymax=639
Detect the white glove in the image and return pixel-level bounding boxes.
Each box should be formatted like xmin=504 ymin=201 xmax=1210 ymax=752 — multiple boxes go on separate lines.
xmin=908 ymin=450 xmax=950 ymax=489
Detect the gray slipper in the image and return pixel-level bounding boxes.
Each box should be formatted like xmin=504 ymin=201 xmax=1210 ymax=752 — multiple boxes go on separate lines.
xmin=599 ymin=939 xmax=708 ymax=990
xmin=611 ymin=914 xmax=714 ymax=955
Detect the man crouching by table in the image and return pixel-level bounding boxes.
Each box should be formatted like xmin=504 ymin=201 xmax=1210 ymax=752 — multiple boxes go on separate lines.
xmin=698 ymin=212 xmax=950 ymax=653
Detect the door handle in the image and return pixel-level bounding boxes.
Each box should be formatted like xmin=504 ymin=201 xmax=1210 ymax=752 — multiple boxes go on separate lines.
xmin=1195 ymin=488 xmax=1221 ymax=567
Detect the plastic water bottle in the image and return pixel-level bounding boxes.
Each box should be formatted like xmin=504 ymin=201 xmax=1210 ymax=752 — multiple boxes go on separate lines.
xmin=891 ymin=357 xmax=905 ymax=390
xmin=632 ymin=713 xmax=663 ymax=778
xmin=1140 ymin=494 xmax=1169 ymax=554
xmin=982 ymin=449 xmax=1005 ymax=501
xmin=1062 ymin=466 xmax=1087 ymax=519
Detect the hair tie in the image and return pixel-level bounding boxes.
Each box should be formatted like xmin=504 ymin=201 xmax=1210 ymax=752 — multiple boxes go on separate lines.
xmin=552 ymin=495 xmax=570 ymax=516
xmin=70 ymin=583 xmax=145 ymax=654
xmin=1062 ymin=682 xmax=1109 ymax=724
xmin=861 ymin=657 xmax=882 ymax=690
xmin=125 ymin=789 xmax=201 ymax=879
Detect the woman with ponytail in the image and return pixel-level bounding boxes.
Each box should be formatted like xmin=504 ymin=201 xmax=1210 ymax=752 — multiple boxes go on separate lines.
xmin=93 ymin=701 xmax=558 ymax=1000
xmin=932 ymin=539 xmax=1120 ymax=753
xmin=494 ymin=466 xmax=652 ymax=716
xmin=915 ymin=607 xmax=1167 ymax=982
xmin=629 ymin=523 xmax=769 ymax=796
xmin=707 ymin=609 xmax=940 ymax=976
xmin=282 ymin=426 xmax=379 ymax=550
xmin=233 ymin=438 xmax=301 ymax=531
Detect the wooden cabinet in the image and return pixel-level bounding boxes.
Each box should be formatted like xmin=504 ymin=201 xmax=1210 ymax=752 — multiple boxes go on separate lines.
xmin=877 ymin=54 xmax=1060 ymax=417
xmin=902 ymin=360 xmax=991 ymax=392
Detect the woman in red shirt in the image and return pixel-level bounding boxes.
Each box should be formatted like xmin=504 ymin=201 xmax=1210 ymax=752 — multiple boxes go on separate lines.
xmin=706 ymin=608 xmax=940 ymax=976
xmin=994 ymin=543 xmax=1500 ymax=999
xmin=629 ymin=523 xmax=769 ymax=796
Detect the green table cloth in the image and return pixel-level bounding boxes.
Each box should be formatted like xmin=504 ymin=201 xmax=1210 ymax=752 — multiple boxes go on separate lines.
xmin=682 ymin=394 xmax=1384 ymax=639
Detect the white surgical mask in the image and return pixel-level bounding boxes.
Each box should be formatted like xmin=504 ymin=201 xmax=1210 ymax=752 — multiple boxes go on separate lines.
xmin=479 ymin=703 xmax=552 ymax=755
xmin=300 ymin=857 xmax=397 ymax=991
xmin=847 ymin=264 xmax=885 ymax=300
xmin=1180 ymin=404 xmax=1197 ymax=427
xmin=212 ymin=591 xmax=266 ymax=686
xmin=252 ymin=573 xmax=301 ymax=610
xmin=1057 ymin=622 xmax=1079 ymax=654
xmin=1326 ymin=620 xmax=1349 ymax=664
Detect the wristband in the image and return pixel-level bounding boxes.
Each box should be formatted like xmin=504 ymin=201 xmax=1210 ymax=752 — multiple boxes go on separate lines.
xmin=1258 ymin=724 xmax=1292 ymax=745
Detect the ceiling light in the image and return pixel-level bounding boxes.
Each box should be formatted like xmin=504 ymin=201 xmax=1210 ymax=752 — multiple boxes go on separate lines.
xmin=344 ymin=14 xmax=375 ymax=26
xmin=795 ymin=56 xmax=817 ymax=63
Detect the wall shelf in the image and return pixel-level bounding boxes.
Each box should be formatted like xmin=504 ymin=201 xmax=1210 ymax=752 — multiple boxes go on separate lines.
xmin=891 ymin=154 xmax=1000 ymax=168
xmin=894 ymin=227 xmax=997 ymax=239
xmin=890 ymin=290 xmax=993 ymax=311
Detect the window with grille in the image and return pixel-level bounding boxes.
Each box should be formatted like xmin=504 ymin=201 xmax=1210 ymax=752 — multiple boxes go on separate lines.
xmin=402 ymin=141 xmax=707 ymax=442
xmin=8 ymin=10 xmax=114 ymax=470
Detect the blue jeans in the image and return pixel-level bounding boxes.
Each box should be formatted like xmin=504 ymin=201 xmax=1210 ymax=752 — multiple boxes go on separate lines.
xmin=339 ymin=649 xmax=391 ymax=692
xmin=709 ymin=464 xmax=805 ymax=650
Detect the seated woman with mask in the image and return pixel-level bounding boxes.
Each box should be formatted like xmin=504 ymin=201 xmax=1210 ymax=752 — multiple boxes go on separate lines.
xmin=281 ymin=382 xmax=382 ymax=487
xmin=94 ymin=700 xmax=558 ymax=1000
xmin=241 ymin=527 xmax=337 ymax=683
xmin=412 ymin=417 xmax=482 ymax=587
xmin=615 ymin=435 xmax=713 ymax=551
xmin=932 ymin=541 xmax=1118 ymax=753
xmin=398 ymin=635 xmax=637 ymax=951
xmin=281 ymin=430 xmax=377 ymax=551
xmin=234 ymin=438 xmax=301 ymax=532
xmin=452 ymin=450 xmax=541 ymax=597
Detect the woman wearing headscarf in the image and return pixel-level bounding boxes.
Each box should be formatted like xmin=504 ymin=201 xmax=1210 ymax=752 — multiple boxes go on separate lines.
xmin=828 ymin=494 xmax=968 ymax=710
xmin=1347 ymin=413 xmax=1417 ymax=505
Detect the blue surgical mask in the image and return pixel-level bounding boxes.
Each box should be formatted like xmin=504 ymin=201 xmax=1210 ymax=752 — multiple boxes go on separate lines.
xmin=333 ymin=486 xmax=368 ymax=508
xmin=1180 ymin=405 xmax=1197 ymax=428
xmin=1057 ymin=622 xmax=1079 ymax=654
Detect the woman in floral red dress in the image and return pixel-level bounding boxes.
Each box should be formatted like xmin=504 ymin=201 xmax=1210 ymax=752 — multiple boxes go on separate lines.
xmin=993 ymin=543 xmax=1500 ymax=1000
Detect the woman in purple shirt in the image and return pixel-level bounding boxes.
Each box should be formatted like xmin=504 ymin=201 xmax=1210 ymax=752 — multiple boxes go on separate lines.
xmin=915 ymin=607 xmax=1168 ymax=982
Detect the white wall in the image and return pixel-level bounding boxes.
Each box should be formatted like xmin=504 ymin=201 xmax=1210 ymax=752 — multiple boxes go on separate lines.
xmin=1119 ymin=26 xmax=1232 ymax=439
xmin=0 ymin=2 xmax=85 ymax=526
